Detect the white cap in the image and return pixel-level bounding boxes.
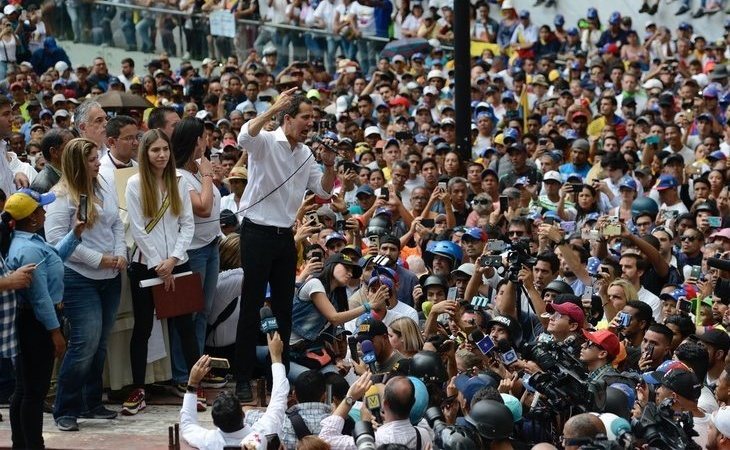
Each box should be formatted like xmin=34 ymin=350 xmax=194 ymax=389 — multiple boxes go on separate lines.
xmin=645 ymin=21 xmax=656 ymax=28
xmin=3 ymin=4 xmax=17 ymax=15
xmin=53 ymin=109 xmax=69 ymax=118
xmin=52 ymin=94 xmax=67 ymax=104
xmin=364 ymin=126 xmax=382 ymax=138
xmin=202 ymin=57 xmax=215 ymax=66
xmin=335 ymin=96 xmax=349 ymax=114
xmin=428 ymin=38 xmax=441 ymax=50
xmin=642 ymin=79 xmax=663 ymax=91
xmin=427 ymin=69 xmax=446 ymax=80
xmin=501 ymin=0 xmax=514 ymax=9
xmin=712 ymin=406 xmax=730 ymax=439
xmin=692 ymin=73 xmax=709 ymax=88
xmin=543 ymin=170 xmax=563 ymax=184
xmin=423 ymin=86 xmax=439 ymax=96
xmin=441 ymin=117 xmax=455 ymax=126
xmin=406 ymin=81 xmax=420 ymax=90
xmin=195 ymin=110 xmax=211 ymax=120
xmin=392 ymin=55 xmax=406 ymax=63
xmin=54 ymin=61 xmax=69 ymax=73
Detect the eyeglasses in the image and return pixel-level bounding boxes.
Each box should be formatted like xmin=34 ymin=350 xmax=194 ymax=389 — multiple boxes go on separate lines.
xmin=118 ymin=134 xmax=141 ymax=142
xmin=508 ymin=230 xmax=525 ymax=237
xmin=473 ymin=199 xmax=490 ymax=205
xmin=681 ymin=235 xmax=699 ymax=241
xmin=582 ymin=341 xmax=601 ymax=350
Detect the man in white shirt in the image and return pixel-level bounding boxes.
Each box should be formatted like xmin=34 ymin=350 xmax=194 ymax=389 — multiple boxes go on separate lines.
xmin=99 ymin=115 xmax=139 ymax=186
xmin=181 ymin=332 xmax=288 ymax=450
xmin=318 ymin=373 xmax=432 ymax=449
xmin=619 ymin=253 xmax=661 ymax=321
xmin=234 ymin=89 xmax=336 ymax=402
xmin=75 ymin=100 xmax=110 ymax=159
xmin=662 ymin=124 xmax=695 ymax=165
xmin=0 ymin=96 xmax=29 ymax=194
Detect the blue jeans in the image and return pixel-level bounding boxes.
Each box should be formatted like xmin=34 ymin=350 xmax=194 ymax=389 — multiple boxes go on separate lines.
xmin=136 ymin=17 xmax=155 ymax=53
xmin=170 ymin=239 xmax=220 ymax=383
xmin=65 ymin=5 xmax=82 ymax=42
xmin=53 ymin=269 xmax=121 ymax=420
xmin=120 ymin=12 xmax=137 ymax=50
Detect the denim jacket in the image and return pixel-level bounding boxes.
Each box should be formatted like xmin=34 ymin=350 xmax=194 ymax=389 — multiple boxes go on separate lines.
xmin=7 ymin=230 xmax=81 ymax=330
xmin=291 ymin=279 xmax=334 ymax=344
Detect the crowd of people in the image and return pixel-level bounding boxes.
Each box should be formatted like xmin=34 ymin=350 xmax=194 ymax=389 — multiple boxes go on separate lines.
xmin=0 ymin=0 xmax=728 ymax=449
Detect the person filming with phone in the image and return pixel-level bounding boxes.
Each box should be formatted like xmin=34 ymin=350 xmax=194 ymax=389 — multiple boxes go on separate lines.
xmin=180 ymin=332 xmax=289 ymax=450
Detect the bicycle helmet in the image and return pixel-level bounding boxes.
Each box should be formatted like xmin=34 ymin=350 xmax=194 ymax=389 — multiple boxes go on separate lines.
xmin=630 ymin=197 xmax=658 ymax=220
xmin=421 ymin=275 xmax=449 ymax=293
xmin=542 ymin=279 xmax=573 ymax=297
xmin=424 ymin=240 xmax=463 ymax=269
xmin=466 ymin=400 xmax=514 ymax=441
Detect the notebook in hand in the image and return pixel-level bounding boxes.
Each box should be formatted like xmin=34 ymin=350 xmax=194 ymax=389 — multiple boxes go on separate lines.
xmin=152 ymin=272 xmax=204 ymax=319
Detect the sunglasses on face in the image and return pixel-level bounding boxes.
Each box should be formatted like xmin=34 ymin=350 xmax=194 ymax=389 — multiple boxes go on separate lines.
xmin=473 ymin=199 xmax=490 ymax=205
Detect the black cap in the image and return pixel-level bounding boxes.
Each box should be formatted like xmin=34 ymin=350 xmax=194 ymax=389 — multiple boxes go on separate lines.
xmin=693 ymin=330 xmax=730 ymax=352
xmin=219 ymin=209 xmax=238 ymax=227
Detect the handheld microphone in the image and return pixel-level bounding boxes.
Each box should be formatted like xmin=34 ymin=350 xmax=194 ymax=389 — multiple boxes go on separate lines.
xmin=364 ymin=385 xmax=382 ymax=422
xmin=361 ymin=339 xmax=378 ymax=373
xmin=496 ymin=339 xmax=518 ymax=366
xmin=610 ymin=417 xmax=633 ymax=447
xmin=348 ymin=336 xmax=360 ymax=364
xmin=260 ymin=306 xmax=278 ymax=337
xmin=422 ymin=301 xmax=433 ymax=318
xmin=469 ymin=330 xmax=485 ymax=343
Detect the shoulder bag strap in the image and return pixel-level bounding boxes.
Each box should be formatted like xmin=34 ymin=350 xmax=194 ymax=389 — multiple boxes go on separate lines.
xmin=414 ymin=426 xmax=422 ymax=450
xmin=286 ymin=409 xmax=312 ymax=440
xmin=205 ymin=296 xmax=239 ymax=340
xmin=131 ymin=194 xmax=171 ymax=263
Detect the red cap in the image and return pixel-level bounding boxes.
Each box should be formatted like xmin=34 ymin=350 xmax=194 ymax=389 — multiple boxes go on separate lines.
xmin=582 ymin=329 xmax=620 ymax=357
xmin=546 ymin=302 xmax=585 ymax=325
xmin=571 ymin=110 xmax=588 ymax=120
xmin=389 ymin=96 xmax=410 ymax=108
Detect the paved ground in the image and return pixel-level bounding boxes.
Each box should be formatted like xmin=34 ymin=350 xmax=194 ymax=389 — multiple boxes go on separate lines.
xmin=0 ymin=382 xmax=268 ymax=449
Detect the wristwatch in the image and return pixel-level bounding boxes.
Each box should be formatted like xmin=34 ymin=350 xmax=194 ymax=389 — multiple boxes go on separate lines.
xmin=186 ymin=384 xmax=198 ymax=393
xmin=345 ymin=396 xmax=355 ymax=406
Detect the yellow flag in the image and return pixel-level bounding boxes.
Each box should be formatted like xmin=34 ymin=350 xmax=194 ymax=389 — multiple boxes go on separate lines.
xmin=520 ymin=85 xmax=529 ymax=134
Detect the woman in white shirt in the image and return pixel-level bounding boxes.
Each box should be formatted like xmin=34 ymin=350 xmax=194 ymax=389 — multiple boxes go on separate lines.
xmin=171 ymin=118 xmax=222 ymax=364
xmin=123 ymin=129 xmax=199 ymax=415
xmin=45 ymin=138 xmax=127 ymax=431
xmin=0 ymin=19 xmax=17 ymax=81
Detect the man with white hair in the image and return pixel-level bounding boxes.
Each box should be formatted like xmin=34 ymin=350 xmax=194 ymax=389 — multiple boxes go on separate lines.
xmin=74 ymin=100 xmax=109 ymax=159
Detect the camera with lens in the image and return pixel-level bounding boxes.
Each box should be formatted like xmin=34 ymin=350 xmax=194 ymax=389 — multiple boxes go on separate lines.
xmin=632 ymin=399 xmax=700 ymax=450
xmin=353 ymin=421 xmax=376 ymax=450
xmin=520 ymin=337 xmax=606 ymax=412
xmin=425 ymin=407 xmax=450 ymax=449
xmin=506 ymin=238 xmax=537 ymax=282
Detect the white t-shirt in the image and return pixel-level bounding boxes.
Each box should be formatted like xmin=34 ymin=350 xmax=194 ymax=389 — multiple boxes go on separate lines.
xmin=638 ymin=287 xmax=662 ymax=322
xmin=691 ymin=413 xmax=710 ymax=450
xmin=699 ymin=386 xmax=719 ymax=414
xmin=180 ymin=169 xmax=222 ymax=250
xmin=312 ymin=0 xmax=336 ymax=32
xmin=383 ymin=301 xmax=419 ymax=326
xmin=349 ymin=2 xmax=375 ymax=37
xmin=291 ymin=278 xmax=328 ymax=344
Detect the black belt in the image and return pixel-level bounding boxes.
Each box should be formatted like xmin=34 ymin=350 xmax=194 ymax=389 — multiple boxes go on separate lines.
xmin=243 ymin=218 xmax=293 ymax=235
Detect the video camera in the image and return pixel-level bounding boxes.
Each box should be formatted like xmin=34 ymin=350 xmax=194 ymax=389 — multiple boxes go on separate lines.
xmin=520 ymin=336 xmax=606 ymax=412
xmin=632 ymin=399 xmax=700 ymax=450
xmin=479 ymin=237 xmax=536 ymax=282
xmin=353 ymin=421 xmax=375 ymax=450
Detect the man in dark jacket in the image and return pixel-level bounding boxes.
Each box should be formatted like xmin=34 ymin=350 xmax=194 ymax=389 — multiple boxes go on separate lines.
xmin=30 ymin=129 xmax=73 ymax=194
xmin=30 ymin=37 xmax=71 ymax=76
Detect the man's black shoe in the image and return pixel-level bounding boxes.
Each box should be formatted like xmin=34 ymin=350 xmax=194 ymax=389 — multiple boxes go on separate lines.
xmin=56 ymin=417 xmax=79 ymax=432
xmin=639 ymin=3 xmax=650 ymax=13
xmin=235 ymin=381 xmax=253 ymax=403
xmin=649 ymin=3 xmax=659 ymax=14
xmin=675 ymin=5 xmax=689 ymax=14
xmin=80 ymin=406 xmax=118 ymax=419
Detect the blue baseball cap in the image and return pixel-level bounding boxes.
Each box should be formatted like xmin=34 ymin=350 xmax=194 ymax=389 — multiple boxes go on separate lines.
xmin=587 ymin=256 xmax=601 ymax=276
xmin=543 ymin=210 xmax=561 ymax=223
xmin=660 ymin=288 xmax=687 ymax=302
xmin=501 ymin=91 xmax=516 ymax=102
xmin=356 ymin=185 xmax=375 ymax=198
xmin=324 ymin=232 xmax=346 ymax=247
xmin=618 ymin=176 xmax=637 ymax=191
xmin=519 ymin=9 xmax=530 ymax=19
xmin=554 ymin=14 xmax=565 ymax=27
xmin=503 ymin=127 xmax=519 ymax=142
xmin=566 ymin=173 xmax=583 ymax=183
xmin=367 ymin=274 xmax=394 ymax=290
xmin=462 ymin=227 xmax=487 ymax=241
xmin=656 ymin=174 xmax=679 ymax=191
xmin=455 ymin=374 xmax=492 ymax=405
xmin=584 ymin=212 xmax=600 ymax=223
xmin=563 ymin=129 xmax=578 ymax=140
xmin=567 ymin=27 xmax=579 ymax=37
xmin=586 ymin=7 xmax=598 ymax=19
xmin=608 ymin=11 xmax=621 ymax=25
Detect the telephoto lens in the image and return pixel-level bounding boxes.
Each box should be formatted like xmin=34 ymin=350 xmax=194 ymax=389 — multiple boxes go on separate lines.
xmin=353 ymin=421 xmax=376 ymax=450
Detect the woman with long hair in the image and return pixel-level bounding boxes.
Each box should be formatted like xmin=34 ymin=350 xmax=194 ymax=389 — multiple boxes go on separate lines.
xmin=708 ymin=169 xmax=726 ymax=200
xmin=46 ymin=138 xmax=126 ymax=431
xmin=388 ymin=316 xmax=424 ymax=357
xmin=600 ymin=278 xmax=639 ymax=326
xmin=123 ymin=129 xmax=200 ymax=415
xmin=573 ymin=185 xmax=601 ymax=224
xmin=290 ymin=253 xmax=384 ymax=381
xmin=610 ymin=177 xmax=638 ymax=223
xmin=170 ymin=118 xmax=223 ymax=389
xmin=142 ymin=75 xmax=158 ymax=106
xmin=0 ymin=18 xmax=18 ymax=81
xmin=4 ymin=189 xmax=84 ymax=449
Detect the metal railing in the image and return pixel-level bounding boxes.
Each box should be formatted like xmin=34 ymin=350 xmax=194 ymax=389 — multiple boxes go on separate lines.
xmin=93 ymin=0 xmax=454 ymax=51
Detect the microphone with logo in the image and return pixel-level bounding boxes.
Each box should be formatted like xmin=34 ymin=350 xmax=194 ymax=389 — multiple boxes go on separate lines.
xmin=260 ymin=306 xmax=278 ymax=337
xmin=496 ymin=338 xmax=519 ymax=366
xmin=361 ymin=339 xmax=378 ymax=374
xmin=364 ymin=384 xmax=383 ymax=423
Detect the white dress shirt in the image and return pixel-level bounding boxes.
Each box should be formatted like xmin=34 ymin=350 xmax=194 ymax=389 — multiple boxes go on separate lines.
xmin=125 ymin=171 xmax=194 ymax=268
xmin=319 ymin=416 xmax=433 ymax=450
xmin=179 ymin=169 xmax=222 ymax=250
xmin=181 ymin=362 xmax=289 ymax=450
xmin=45 ymin=177 xmax=126 ymax=280
xmin=7 ymin=152 xmax=37 ymax=185
xmin=99 ymin=152 xmax=138 ymax=189
xmin=219 ymin=193 xmax=244 ymax=223
xmin=237 ymin=123 xmax=331 ymax=228
xmin=638 ymin=286 xmax=662 ymax=322
xmin=0 ymin=141 xmax=15 ymax=195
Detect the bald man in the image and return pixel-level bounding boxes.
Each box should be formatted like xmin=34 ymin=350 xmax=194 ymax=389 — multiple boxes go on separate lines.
xmin=531 ymin=444 xmax=558 ymax=450
xmin=562 ymin=413 xmax=605 ymax=450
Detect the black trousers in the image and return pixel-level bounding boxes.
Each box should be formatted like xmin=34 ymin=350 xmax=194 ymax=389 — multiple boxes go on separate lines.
xmin=10 ymin=308 xmax=59 ymax=449
xmin=235 ymin=220 xmax=296 ymax=382
xmin=127 ymin=262 xmax=199 ymax=387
